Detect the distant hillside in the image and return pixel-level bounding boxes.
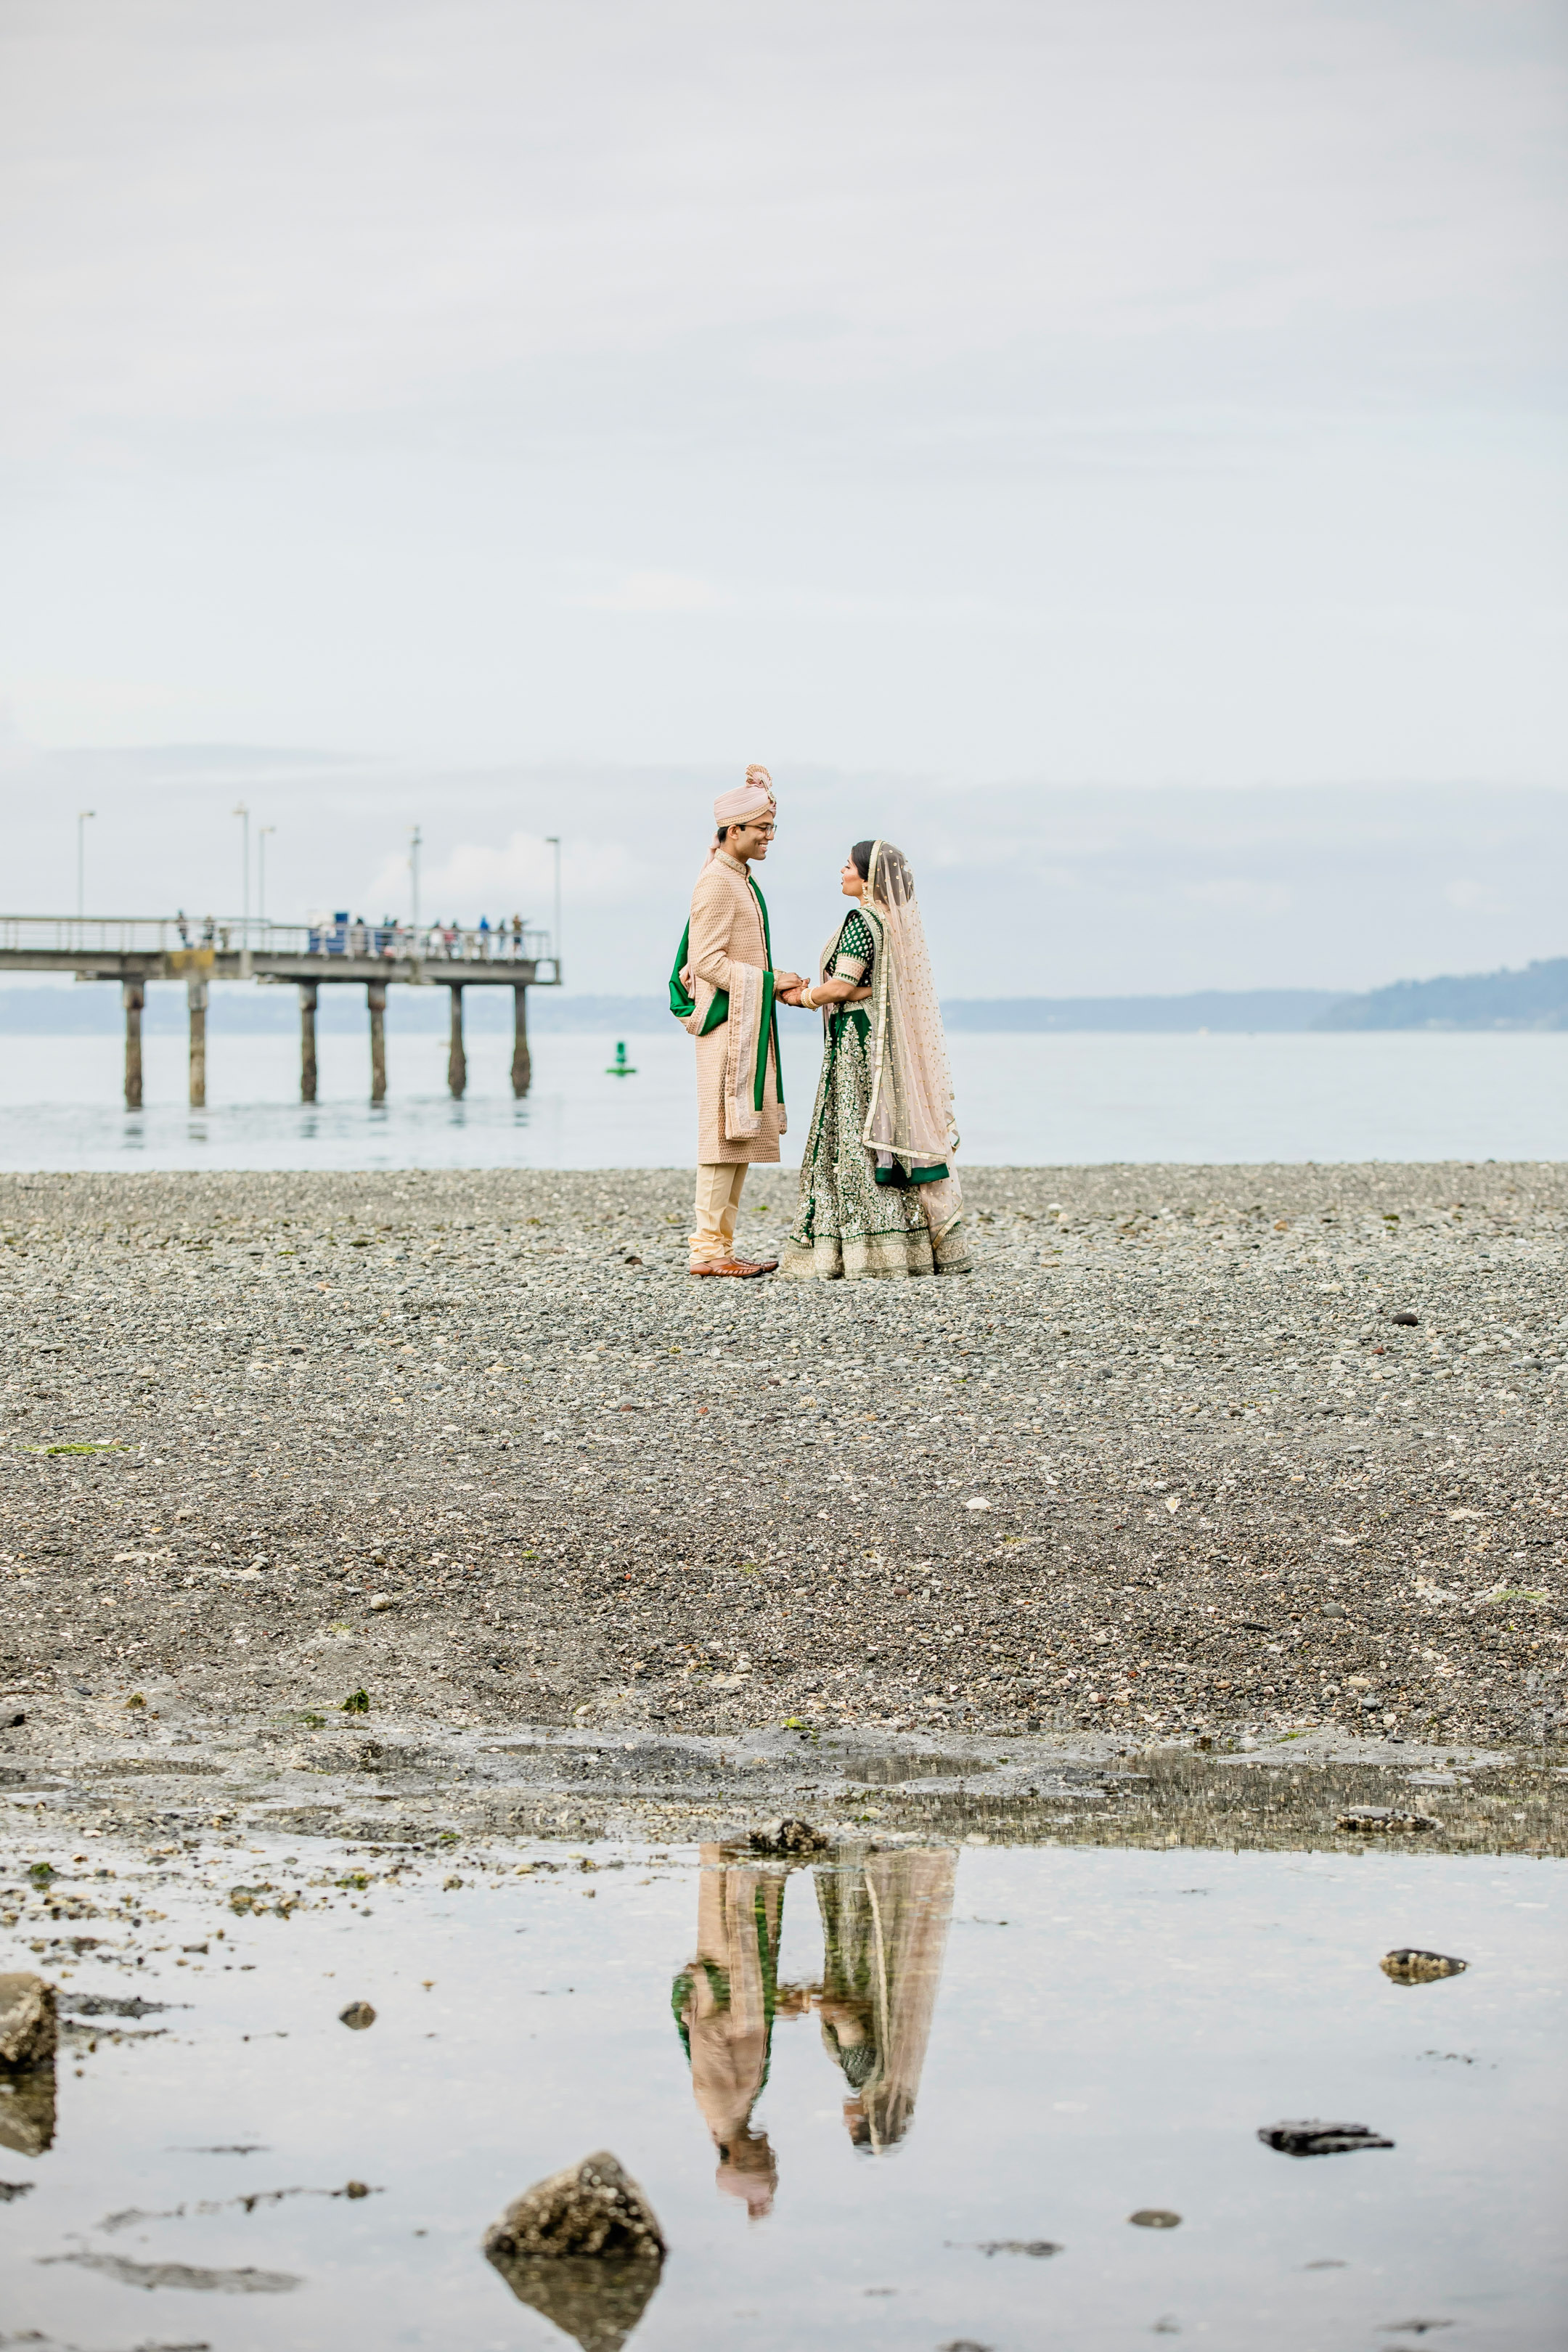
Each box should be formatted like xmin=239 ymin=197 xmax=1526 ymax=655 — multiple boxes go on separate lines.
xmin=1317 ymin=957 xmax=1568 ymax=1032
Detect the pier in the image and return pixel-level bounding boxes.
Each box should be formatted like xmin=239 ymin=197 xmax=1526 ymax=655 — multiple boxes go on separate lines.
xmin=0 ymin=915 xmax=560 ymax=1108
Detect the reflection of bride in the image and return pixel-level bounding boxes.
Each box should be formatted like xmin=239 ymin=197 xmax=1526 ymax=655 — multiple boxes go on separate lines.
xmin=671 ymin=1844 xmax=957 ymax=2210
xmin=815 ymin=1847 xmax=957 ymax=2152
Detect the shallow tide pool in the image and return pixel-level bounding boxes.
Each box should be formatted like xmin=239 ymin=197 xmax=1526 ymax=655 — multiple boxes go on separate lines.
xmin=1 ymin=1834 xmax=1563 ymax=2351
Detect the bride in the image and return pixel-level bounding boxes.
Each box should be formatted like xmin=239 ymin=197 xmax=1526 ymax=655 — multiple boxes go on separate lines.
xmin=777 ymin=839 xmax=967 ymax=1280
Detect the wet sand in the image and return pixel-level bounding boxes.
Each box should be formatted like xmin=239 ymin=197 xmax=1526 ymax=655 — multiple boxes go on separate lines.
xmin=0 ymin=1163 xmax=1563 ymax=1757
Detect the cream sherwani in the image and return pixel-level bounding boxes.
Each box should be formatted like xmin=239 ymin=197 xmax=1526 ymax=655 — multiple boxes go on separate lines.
xmin=688 ymin=852 xmax=785 ymax=1167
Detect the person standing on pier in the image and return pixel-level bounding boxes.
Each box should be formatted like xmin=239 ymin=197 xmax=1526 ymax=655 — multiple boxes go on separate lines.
xmin=671 ymin=765 xmax=803 ymax=1278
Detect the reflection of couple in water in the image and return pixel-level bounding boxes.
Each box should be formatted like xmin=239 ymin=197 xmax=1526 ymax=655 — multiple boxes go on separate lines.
xmin=670 ymin=1845 xmax=957 ymax=2217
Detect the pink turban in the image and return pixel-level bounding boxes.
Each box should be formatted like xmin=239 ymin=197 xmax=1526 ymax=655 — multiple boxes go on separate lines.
xmin=705 ymin=764 xmax=775 ymax=865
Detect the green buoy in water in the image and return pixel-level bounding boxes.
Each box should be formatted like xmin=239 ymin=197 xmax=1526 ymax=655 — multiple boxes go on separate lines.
xmin=605 ymin=1040 xmax=637 ymax=1077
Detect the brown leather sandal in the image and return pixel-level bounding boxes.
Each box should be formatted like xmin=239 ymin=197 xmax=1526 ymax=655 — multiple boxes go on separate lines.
xmin=690 ymin=1258 xmax=768 ymax=1278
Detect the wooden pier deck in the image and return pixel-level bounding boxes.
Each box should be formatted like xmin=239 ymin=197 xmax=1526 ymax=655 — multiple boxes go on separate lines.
xmin=0 ymin=916 xmax=561 ymax=1106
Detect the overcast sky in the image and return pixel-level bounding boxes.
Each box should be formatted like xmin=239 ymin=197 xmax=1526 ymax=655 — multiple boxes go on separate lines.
xmin=1 ymin=0 xmax=1564 ymax=985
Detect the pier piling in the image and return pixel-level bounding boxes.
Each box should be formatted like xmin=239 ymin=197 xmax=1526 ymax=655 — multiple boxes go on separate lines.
xmin=511 ymin=984 xmax=531 ymax=1098
xmin=298 ymin=981 xmax=318 ymax=1103
xmin=187 ymin=976 xmax=208 ymax=1108
xmin=122 ymin=979 xmax=144 ymax=1109
xmin=368 ymin=980 xmax=388 ymax=1103
xmin=447 ymin=984 xmax=466 ymax=1098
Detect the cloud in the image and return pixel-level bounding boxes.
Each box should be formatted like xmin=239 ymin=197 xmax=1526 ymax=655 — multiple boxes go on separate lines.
xmin=0 ymin=1 xmax=1561 ymax=782
xmin=1180 ymin=877 xmax=1294 ymax=915
xmin=564 ymin=571 xmax=728 ymax=614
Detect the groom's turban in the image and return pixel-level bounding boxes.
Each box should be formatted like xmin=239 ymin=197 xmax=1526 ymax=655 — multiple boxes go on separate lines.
xmin=714 ymin=765 xmax=775 ymax=832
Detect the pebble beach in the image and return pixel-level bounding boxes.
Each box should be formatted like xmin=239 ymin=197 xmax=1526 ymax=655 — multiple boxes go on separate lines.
xmin=0 ymin=1161 xmax=1562 ymax=1756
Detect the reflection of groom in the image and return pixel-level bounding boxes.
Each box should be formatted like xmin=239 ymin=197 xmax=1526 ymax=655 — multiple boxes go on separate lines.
xmin=678 ymin=767 xmax=803 ymax=1278
xmin=671 ymin=1851 xmax=801 ymax=2216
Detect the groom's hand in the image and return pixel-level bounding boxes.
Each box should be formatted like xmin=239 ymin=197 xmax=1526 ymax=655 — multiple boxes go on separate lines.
xmin=773 ymin=970 xmax=802 ymax=993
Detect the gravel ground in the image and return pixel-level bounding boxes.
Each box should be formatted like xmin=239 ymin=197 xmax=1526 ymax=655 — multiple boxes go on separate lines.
xmin=0 ymin=1164 xmax=1563 ymax=1755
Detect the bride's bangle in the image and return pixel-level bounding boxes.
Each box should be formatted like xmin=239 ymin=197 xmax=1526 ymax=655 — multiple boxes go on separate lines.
xmin=800 ymin=983 xmax=817 ymax=1008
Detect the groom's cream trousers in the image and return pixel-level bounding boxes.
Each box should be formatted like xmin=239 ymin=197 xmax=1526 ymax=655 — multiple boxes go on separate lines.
xmin=690 ymin=1163 xmax=748 ymax=1266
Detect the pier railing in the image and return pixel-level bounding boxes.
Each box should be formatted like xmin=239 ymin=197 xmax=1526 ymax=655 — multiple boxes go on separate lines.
xmin=0 ymin=915 xmax=555 ymax=967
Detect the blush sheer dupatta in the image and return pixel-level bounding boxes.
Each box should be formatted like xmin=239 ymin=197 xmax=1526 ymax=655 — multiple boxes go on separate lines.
xmin=860 ymin=841 xmax=962 ymax=1235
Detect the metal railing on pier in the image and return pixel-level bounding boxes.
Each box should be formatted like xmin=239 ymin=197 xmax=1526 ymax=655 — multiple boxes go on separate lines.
xmin=0 ymin=914 xmax=555 ymax=968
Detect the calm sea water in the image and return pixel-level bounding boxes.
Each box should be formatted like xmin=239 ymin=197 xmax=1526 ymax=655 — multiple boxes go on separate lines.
xmin=5 ymin=1832 xmax=1563 ymax=2351
xmin=0 ymin=1030 xmax=1562 ymax=1171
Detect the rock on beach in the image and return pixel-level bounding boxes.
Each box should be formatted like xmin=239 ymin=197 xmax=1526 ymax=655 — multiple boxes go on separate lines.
xmin=0 ymin=1973 xmax=57 ymax=2069
xmin=483 ymin=2150 xmax=665 ymax=2352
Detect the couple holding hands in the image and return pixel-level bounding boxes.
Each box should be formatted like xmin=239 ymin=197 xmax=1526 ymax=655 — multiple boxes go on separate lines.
xmin=671 ymin=765 xmax=967 ymax=1282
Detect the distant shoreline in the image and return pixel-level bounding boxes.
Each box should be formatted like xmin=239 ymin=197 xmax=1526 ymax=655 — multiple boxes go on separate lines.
xmin=0 ymin=961 xmax=1564 ymax=1036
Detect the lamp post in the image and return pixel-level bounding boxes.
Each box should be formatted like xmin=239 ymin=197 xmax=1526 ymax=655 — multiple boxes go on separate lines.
xmin=75 ymin=809 xmax=96 ymax=920
xmin=233 ymin=801 xmax=250 ymax=940
xmin=545 ymin=834 xmax=562 ymax=981
xmin=258 ymin=825 xmax=276 ymax=924
xmin=409 ymin=824 xmax=422 ymax=934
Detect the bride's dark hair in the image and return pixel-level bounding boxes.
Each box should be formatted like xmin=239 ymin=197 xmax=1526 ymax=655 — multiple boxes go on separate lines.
xmin=850 ymin=839 xmax=913 ymax=905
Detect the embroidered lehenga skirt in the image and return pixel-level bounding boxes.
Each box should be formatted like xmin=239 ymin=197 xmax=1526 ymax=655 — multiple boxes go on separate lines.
xmin=781 ymin=1007 xmax=968 ymax=1281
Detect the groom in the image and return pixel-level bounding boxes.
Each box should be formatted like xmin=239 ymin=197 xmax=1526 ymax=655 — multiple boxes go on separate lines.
xmin=675 ymin=767 xmax=803 ymax=1278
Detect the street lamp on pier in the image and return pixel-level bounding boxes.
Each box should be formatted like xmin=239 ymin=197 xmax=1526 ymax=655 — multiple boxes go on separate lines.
xmin=233 ymin=801 xmax=250 ymax=939
xmin=258 ymin=825 xmax=276 ymax=923
xmin=545 ymin=834 xmax=562 ymax=981
xmin=75 ymin=810 xmax=96 ymax=920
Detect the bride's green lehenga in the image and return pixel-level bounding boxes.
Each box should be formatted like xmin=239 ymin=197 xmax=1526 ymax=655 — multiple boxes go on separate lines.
xmin=782 ymin=904 xmax=968 ymax=1281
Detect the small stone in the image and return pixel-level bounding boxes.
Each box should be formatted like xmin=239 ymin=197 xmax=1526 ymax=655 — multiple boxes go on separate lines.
xmin=0 ymin=1975 xmax=57 ymax=2070
xmin=1391 ymin=1311 xmax=1420 ymax=1326
xmin=338 ymin=2000 xmax=376 ymax=2030
xmin=1129 ymin=2209 xmax=1182 ymax=2228
xmin=367 ymin=1594 xmax=393 ymax=1613
xmin=1337 ymin=1809 xmax=1437 ymax=1834
xmin=976 ymin=2238 xmax=1061 ymax=2257
xmin=1381 ymin=1948 xmax=1468 ymax=1986
xmin=343 ymin=2179 xmax=371 ymax=2197
xmin=1258 ymin=2120 xmax=1395 ymax=2157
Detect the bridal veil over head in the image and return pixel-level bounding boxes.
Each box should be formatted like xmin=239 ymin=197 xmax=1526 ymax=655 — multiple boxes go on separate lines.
xmin=861 ymin=840 xmax=958 ymax=1169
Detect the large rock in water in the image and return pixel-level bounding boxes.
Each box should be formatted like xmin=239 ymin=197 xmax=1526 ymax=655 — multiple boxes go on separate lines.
xmin=1381 ymin=1948 xmax=1468 ymax=1985
xmin=1258 ymin=2119 xmax=1395 ymax=2157
xmin=483 ymin=2152 xmax=665 ymax=2352
xmin=0 ymin=1975 xmax=57 ymax=2070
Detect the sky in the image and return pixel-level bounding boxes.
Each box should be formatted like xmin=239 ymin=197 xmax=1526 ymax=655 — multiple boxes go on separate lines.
xmin=1 ymin=0 xmax=1564 ymax=992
